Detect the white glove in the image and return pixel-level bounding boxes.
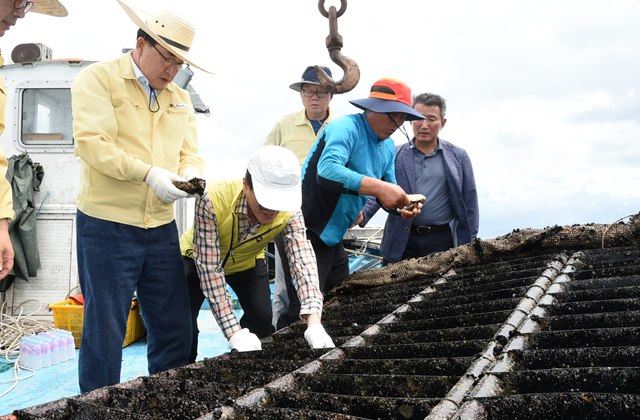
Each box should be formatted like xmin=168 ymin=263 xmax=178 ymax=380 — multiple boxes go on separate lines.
xmin=145 ymin=167 xmax=190 ymax=203
xmin=304 ymin=324 xmax=335 ymax=349
xmin=228 ymin=328 xmax=262 ymax=352
xmin=182 ymin=166 xmax=200 ymax=180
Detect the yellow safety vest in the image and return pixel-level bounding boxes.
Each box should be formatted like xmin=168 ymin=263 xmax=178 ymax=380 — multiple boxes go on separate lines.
xmin=180 ymin=180 xmax=291 ymax=274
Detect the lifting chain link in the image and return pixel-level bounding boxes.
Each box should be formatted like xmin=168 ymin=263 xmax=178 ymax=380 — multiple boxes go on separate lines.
xmin=315 ymin=0 xmax=360 ymax=93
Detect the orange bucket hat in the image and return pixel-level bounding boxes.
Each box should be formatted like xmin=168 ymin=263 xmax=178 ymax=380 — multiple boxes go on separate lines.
xmin=350 ymin=78 xmax=425 ymax=121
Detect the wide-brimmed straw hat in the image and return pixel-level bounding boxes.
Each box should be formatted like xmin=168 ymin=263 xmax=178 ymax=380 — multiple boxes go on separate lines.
xmin=31 ymin=0 xmax=68 ymax=16
xmin=117 ymin=0 xmax=213 ymax=74
xmin=350 ymin=78 xmax=425 ymax=121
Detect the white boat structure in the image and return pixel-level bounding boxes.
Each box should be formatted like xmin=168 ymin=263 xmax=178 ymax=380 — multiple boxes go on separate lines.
xmin=343 ymin=226 xmax=384 ymax=272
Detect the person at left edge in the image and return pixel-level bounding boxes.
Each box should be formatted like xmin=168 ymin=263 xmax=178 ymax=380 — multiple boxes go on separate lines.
xmin=0 ymin=0 xmax=67 ymax=279
xmin=71 ymin=0 xmax=210 ymax=393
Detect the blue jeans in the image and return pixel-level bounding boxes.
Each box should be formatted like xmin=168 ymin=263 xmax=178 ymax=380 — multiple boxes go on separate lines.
xmin=76 ymin=211 xmax=192 ymax=393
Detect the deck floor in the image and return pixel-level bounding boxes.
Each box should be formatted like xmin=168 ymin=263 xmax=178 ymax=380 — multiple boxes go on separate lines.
xmin=0 ymin=309 xmax=230 ymax=416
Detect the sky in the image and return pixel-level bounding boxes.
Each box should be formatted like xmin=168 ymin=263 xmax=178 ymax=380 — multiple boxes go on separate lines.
xmin=2 ymin=0 xmax=639 ymax=239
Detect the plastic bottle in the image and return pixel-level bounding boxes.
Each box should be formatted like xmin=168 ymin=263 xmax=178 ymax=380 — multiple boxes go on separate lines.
xmin=20 ymin=330 xmax=79 ymax=370
xmin=56 ymin=329 xmax=76 ymax=360
xmin=18 ymin=337 xmax=32 ymax=369
xmin=19 ymin=336 xmax=42 ymax=370
xmin=41 ymin=331 xmax=64 ymax=363
xmin=65 ymin=331 xmax=76 ymax=359
xmin=45 ymin=331 xmax=65 ymax=363
xmin=34 ymin=336 xmax=52 ymax=368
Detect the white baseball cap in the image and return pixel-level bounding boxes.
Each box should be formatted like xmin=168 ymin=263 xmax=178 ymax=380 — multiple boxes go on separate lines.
xmin=247 ymin=146 xmax=301 ymax=212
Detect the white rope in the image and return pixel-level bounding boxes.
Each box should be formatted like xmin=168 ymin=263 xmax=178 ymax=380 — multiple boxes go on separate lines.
xmin=66 ymin=284 xmax=81 ymax=299
xmin=356 ymin=226 xmax=383 ymax=254
xmin=601 ymin=214 xmax=636 ymax=249
xmin=0 ymin=299 xmax=53 ymax=399
xmin=0 ymin=356 xmax=35 ymax=399
xmin=344 ymin=248 xmax=383 ymax=260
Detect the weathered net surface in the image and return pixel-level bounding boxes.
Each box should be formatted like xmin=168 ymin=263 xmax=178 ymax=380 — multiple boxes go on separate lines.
xmin=339 ymin=213 xmax=640 ymax=289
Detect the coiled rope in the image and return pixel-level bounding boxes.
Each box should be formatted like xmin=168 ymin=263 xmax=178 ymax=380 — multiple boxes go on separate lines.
xmin=0 ymin=300 xmax=53 ymax=398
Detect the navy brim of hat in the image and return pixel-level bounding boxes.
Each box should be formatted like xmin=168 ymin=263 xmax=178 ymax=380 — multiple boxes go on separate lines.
xmin=289 ymin=80 xmax=323 ymax=92
xmin=349 ymin=98 xmax=425 ymax=121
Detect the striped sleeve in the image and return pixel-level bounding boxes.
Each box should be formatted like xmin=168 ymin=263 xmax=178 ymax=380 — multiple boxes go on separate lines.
xmin=192 ymin=195 xmax=241 ymax=339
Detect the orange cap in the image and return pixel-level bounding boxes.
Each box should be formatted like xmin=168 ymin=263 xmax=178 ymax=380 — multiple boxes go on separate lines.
xmin=350 ymin=78 xmax=425 ymax=121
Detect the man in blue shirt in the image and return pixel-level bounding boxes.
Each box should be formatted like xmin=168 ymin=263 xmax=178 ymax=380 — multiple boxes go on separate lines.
xmin=361 ymin=93 xmax=479 ymax=265
xmin=277 ymin=78 xmax=424 ymax=329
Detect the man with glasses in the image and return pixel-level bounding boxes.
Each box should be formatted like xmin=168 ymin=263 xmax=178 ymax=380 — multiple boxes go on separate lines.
xmin=263 ymin=65 xmax=336 ymax=329
xmin=71 ymin=0 xmax=210 ymax=392
xmin=180 ymin=146 xmax=335 ymax=358
xmin=360 ymin=93 xmax=479 ymax=265
xmin=277 ymin=78 xmax=426 ymax=329
xmin=0 ymin=0 xmax=67 ymax=282
xmin=264 ymin=65 xmax=335 ymax=163
xmin=1 ymin=0 xmax=34 ymax=37
xmin=0 ymin=0 xmax=29 ymax=37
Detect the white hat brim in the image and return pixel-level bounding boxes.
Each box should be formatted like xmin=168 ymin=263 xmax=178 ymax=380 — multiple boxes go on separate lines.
xmin=252 ymin=179 xmax=302 ymax=213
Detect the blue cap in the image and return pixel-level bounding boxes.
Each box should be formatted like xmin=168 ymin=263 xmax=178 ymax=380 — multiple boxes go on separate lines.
xmin=289 ymin=65 xmax=332 ymax=92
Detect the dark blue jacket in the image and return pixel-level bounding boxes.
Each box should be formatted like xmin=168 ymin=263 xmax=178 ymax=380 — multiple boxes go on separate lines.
xmin=361 ymin=138 xmax=479 ymax=263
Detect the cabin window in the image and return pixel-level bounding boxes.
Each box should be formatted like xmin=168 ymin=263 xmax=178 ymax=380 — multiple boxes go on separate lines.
xmin=20 ymin=88 xmax=73 ymax=146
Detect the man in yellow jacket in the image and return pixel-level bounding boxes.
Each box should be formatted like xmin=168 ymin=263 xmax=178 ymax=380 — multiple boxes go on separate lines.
xmin=180 ymin=146 xmax=334 ymax=358
xmin=263 ymin=65 xmax=336 ymax=329
xmin=71 ymin=0 xmax=208 ymax=392
xmin=0 ymin=0 xmax=68 ymax=280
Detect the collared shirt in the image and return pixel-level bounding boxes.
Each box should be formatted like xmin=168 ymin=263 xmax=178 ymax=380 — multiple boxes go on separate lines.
xmin=193 ymin=192 xmax=322 ymax=339
xmin=410 ymin=138 xmax=454 ymax=226
xmin=130 ymin=55 xmax=156 ymax=106
xmin=72 ymin=52 xmax=203 ymax=228
xmin=310 ymin=117 xmax=327 ymax=134
xmin=360 ymin=137 xmax=479 ymax=260
xmin=263 ymin=108 xmax=333 ymax=165
xmin=0 ymin=62 xmax=15 ymax=221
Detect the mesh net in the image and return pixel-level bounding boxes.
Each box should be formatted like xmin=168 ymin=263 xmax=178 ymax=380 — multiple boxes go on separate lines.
xmin=339 ymin=213 xmax=640 ymax=289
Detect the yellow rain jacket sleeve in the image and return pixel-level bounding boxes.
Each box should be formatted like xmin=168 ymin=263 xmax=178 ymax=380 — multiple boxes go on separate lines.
xmin=0 ymin=69 xmax=16 ymax=221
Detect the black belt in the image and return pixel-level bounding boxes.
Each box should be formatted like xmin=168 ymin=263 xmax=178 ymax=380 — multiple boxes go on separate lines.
xmin=411 ymin=224 xmax=450 ymax=234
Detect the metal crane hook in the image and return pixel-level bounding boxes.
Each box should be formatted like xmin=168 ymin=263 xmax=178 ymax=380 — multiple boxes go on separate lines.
xmin=316 ymin=0 xmax=360 ymax=94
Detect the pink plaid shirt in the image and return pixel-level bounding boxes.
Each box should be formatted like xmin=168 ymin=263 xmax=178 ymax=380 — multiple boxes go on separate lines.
xmin=192 ymin=192 xmax=323 ymax=339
